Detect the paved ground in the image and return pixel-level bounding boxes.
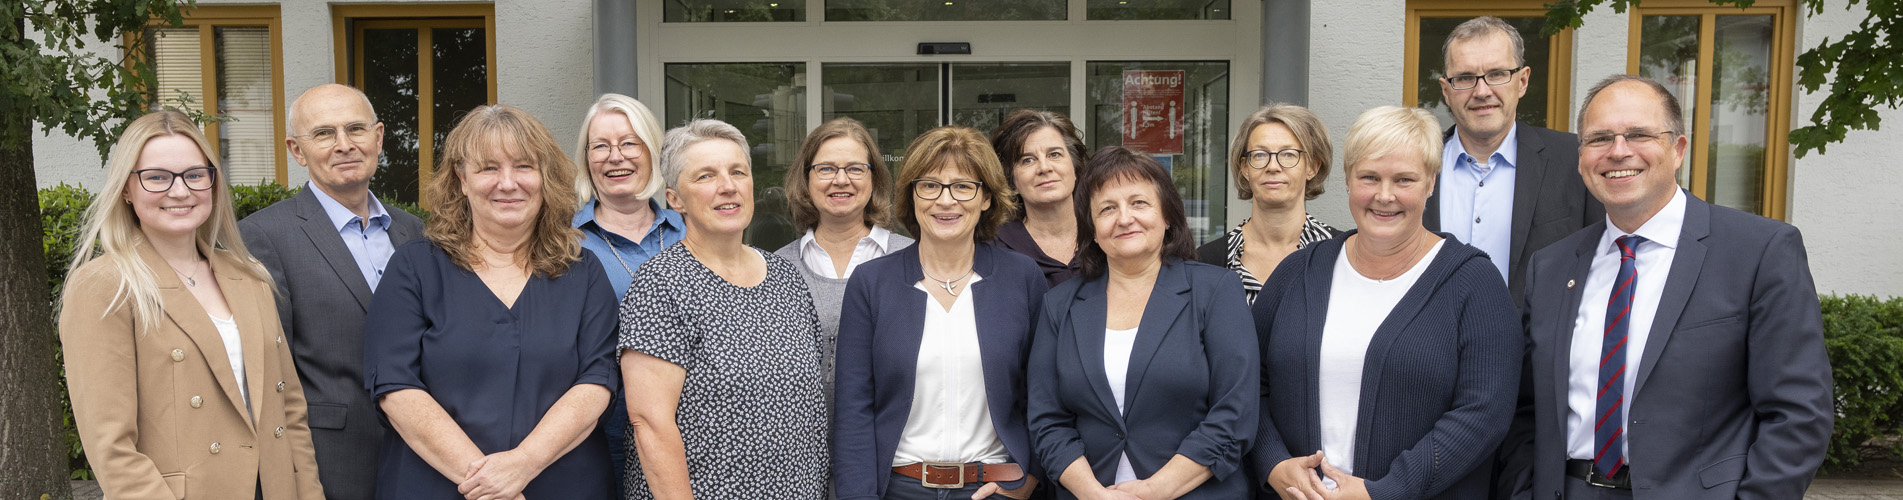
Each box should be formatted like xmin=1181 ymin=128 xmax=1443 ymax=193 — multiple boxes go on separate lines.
xmin=65 ymin=478 xmax=1903 ymax=499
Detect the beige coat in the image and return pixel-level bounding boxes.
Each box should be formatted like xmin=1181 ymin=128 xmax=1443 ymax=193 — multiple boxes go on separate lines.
xmin=60 ymin=241 xmax=323 ymax=499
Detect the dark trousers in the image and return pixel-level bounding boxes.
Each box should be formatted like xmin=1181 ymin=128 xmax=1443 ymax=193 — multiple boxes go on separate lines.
xmin=883 ymin=471 xmax=1014 ymax=500
xmin=604 ymin=389 xmax=630 ymax=499
xmin=1564 ymin=476 xmax=1635 ymax=500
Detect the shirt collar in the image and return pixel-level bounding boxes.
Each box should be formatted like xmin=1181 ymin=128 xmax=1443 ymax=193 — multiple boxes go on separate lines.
xmin=1448 ymin=123 xmax=1521 ymax=172
xmin=1598 ymin=189 xmax=1687 ymax=253
xmin=306 ymin=181 xmax=389 ymax=232
xmin=799 ymin=225 xmax=894 ymax=254
xmin=575 ymin=197 xmax=684 ymax=233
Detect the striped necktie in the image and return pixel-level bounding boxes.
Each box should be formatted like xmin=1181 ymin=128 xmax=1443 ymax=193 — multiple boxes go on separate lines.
xmin=1595 ymin=235 xmax=1645 ymax=477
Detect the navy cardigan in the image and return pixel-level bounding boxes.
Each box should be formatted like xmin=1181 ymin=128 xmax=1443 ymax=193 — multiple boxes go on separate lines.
xmin=1247 ymin=231 xmax=1522 ymax=500
xmin=1028 ymin=259 xmax=1259 ymax=499
xmin=831 ymin=243 xmax=1048 ymax=499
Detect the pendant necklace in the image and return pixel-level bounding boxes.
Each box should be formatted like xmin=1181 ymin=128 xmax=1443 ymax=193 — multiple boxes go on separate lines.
xmin=173 ymin=259 xmax=204 ymax=287
xmin=920 ymin=266 xmax=975 ymax=296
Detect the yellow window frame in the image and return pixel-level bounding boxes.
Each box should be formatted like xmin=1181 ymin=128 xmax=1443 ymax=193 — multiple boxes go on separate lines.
xmin=130 ymin=5 xmax=288 ymax=184
xmin=1403 ymin=1 xmax=1577 ymax=132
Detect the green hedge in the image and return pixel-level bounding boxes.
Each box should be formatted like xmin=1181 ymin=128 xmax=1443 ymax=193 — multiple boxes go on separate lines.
xmin=1822 ymin=294 xmax=1903 ymax=471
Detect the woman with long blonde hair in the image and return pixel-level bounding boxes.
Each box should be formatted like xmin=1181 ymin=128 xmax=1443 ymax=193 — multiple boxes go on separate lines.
xmin=60 ymin=108 xmax=325 ymax=499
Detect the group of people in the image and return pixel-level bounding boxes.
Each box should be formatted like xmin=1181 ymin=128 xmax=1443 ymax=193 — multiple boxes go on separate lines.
xmin=59 ymin=16 xmax=1831 ymax=500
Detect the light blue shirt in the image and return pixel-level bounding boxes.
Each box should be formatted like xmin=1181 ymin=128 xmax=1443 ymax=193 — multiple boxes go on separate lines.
xmin=1439 ymin=125 xmax=1519 ymax=281
xmin=573 ymin=198 xmax=686 ymax=300
xmin=306 ymin=181 xmax=395 ymax=290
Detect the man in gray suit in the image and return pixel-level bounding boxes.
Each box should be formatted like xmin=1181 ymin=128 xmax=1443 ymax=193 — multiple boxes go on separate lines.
xmin=1501 ymin=75 xmax=1832 ymax=499
xmin=240 ymin=83 xmax=424 ymax=500
xmin=1426 ymin=16 xmax=1603 ymax=303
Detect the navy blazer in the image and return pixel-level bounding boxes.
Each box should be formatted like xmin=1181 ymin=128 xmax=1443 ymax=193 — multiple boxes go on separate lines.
xmin=831 ymin=243 xmax=1048 ymax=500
xmin=1028 ymin=259 xmax=1259 ymax=499
xmin=1502 ymin=193 xmax=1832 ymax=499
xmin=1248 ymin=232 xmax=1522 ymax=500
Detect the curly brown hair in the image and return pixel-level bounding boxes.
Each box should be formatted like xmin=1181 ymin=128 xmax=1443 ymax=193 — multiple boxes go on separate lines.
xmin=895 ymin=126 xmax=1017 ymax=243
xmin=783 ymin=117 xmax=895 ymax=232
xmin=424 ymin=104 xmax=584 ymax=277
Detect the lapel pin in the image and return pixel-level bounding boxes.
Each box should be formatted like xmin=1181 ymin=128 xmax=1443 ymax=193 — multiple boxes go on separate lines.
xmin=1566 ymin=279 xmax=1576 ymax=289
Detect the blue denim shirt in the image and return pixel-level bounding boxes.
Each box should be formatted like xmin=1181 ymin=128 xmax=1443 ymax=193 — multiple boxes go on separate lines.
xmin=572 ymin=198 xmax=685 ymax=300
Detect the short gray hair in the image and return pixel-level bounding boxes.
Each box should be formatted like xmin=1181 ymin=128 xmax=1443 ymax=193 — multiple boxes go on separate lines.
xmin=1577 ymin=74 xmax=1686 ymax=135
xmin=1443 ymin=16 xmax=1525 ymax=70
xmin=659 ymin=119 xmax=750 ymax=191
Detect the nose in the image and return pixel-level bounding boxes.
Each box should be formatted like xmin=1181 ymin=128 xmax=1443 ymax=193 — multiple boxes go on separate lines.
xmin=1606 ymin=135 xmax=1637 ymax=159
xmin=713 ymin=171 xmax=739 ymax=195
xmin=165 ymin=176 xmax=194 ymax=198
xmin=829 ymin=170 xmax=852 ymax=187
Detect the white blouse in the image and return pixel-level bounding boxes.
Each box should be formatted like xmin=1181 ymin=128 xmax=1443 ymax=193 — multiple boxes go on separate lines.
xmin=893 ymin=273 xmax=1010 ymax=466
xmin=1317 ymin=240 xmax=1444 ymax=485
xmin=1104 ymin=326 xmax=1141 ymax=484
xmin=798 ymin=226 xmax=896 ymax=279
xmin=208 ymin=313 xmax=250 ymax=413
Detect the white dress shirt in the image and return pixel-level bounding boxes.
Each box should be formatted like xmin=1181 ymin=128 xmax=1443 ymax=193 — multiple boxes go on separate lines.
xmin=798 ymin=226 xmax=895 ymax=279
xmin=1318 ymin=240 xmax=1445 ymax=485
xmin=1566 ymin=190 xmax=1687 ymax=459
xmin=894 ymin=274 xmax=1011 ymax=466
xmin=1439 ymin=127 xmax=1519 ymax=282
xmin=208 ymin=313 xmax=250 ymax=414
xmin=1103 ymin=326 xmax=1142 ymax=484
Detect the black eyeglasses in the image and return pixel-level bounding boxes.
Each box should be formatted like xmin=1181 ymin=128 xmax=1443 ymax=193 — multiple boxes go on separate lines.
xmin=588 ymin=139 xmax=646 ymax=161
xmin=295 ymin=122 xmax=377 ymax=149
xmin=810 ymin=162 xmax=870 ymax=180
xmin=1443 ymin=66 xmax=1525 ymax=90
xmin=1242 ymin=148 xmax=1303 ymax=170
xmin=131 ymin=166 xmax=218 ymax=193
xmin=912 ymin=179 xmax=983 ymax=202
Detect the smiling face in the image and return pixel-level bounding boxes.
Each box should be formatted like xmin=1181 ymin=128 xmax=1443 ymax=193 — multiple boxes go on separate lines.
xmin=125 ymin=134 xmax=216 ymax=242
xmin=1242 ymin=122 xmax=1315 ymax=210
xmin=666 ymin=139 xmax=754 ymax=238
xmin=912 ymin=162 xmax=992 ymax=246
xmin=1089 ymin=175 xmax=1168 ymax=266
xmin=585 ymin=110 xmax=652 ymax=203
xmin=1347 ymin=147 xmax=1435 ymax=244
xmin=287 ymin=85 xmax=383 ymax=193
xmin=460 ymin=144 xmax=544 ymax=235
xmin=806 ymin=137 xmax=873 ymax=224
xmin=1011 ymin=126 xmax=1077 ymax=208
xmin=1440 ymin=32 xmax=1528 ymax=141
xmin=1578 ymin=80 xmax=1688 ymax=231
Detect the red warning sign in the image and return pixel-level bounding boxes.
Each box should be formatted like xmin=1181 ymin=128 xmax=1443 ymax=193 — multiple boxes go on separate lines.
xmin=1121 ymin=70 xmax=1185 ymax=155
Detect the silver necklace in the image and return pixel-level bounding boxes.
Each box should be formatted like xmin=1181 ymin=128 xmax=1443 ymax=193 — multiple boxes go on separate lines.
xmin=603 ymin=237 xmax=636 ymax=279
xmin=172 ymin=259 xmax=204 ymax=287
xmin=920 ymin=265 xmax=975 ymax=296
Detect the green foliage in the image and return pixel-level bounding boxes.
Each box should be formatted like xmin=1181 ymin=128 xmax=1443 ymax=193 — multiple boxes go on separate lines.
xmin=229 ymin=182 xmax=300 ymax=220
xmin=1821 ymin=294 xmax=1903 ymax=471
xmin=1 ymin=0 xmax=199 ymax=156
xmin=1540 ymin=0 xmax=1899 ymax=157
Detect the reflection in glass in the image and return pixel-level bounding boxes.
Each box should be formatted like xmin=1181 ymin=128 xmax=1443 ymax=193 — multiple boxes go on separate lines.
xmin=1087 ymin=61 xmax=1230 ymax=244
xmin=1640 ymin=15 xmax=1701 ymax=185
xmin=828 ymin=0 xmax=1063 ymax=21
xmin=1087 ymin=0 xmax=1230 ymax=20
xmin=1415 ymin=16 xmax=1552 ymax=129
xmin=432 ymin=27 xmax=489 ymax=167
xmin=950 ymin=63 xmax=1070 ymax=134
xmin=213 ymin=27 xmax=278 ymax=185
xmin=666 ymin=63 xmax=808 ymax=249
xmin=823 ymin=63 xmax=939 ymax=175
xmin=362 ymin=28 xmax=421 ymax=204
xmin=668 ymin=0 xmax=804 ymax=22
xmin=1706 ymin=15 xmax=1773 ymax=214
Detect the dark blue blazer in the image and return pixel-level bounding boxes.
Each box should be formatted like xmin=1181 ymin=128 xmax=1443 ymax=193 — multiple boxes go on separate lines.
xmin=831 ymin=243 xmax=1048 ymax=500
xmin=1248 ymin=232 xmax=1522 ymax=500
xmin=1028 ymin=259 xmax=1259 ymax=499
xmin=1501 ymin=193 xmax=1832 ymax=499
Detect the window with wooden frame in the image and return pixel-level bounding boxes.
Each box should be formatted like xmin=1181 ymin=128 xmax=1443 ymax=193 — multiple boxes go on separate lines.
xmin=1403 ymin=1 xmax=1576 ymax=132
xmin=332 ymin=4 xmax=498 ymax=205
xmin=1629 ymin=0 xmax=1795 ymax=220
xmin=137 ymin=5 xmax=286 ymax=186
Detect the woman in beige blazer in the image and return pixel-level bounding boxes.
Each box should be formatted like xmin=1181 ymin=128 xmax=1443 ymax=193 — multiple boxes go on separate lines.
xmin=59 ymin=109 xmax=324 ymax=500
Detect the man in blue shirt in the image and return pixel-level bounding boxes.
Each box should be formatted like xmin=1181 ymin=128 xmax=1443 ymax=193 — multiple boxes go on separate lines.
xmin=239 ymin=83 xmax=425 ymax=500
xmin=1427 ymin=16 xmax=1602 ymax=303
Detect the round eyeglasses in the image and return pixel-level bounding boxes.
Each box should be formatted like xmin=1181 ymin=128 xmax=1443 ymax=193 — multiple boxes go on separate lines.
xmin=588 ymin=139 xmax=646 ymax=161
xmin=1242 ymin=148 xmax=1303 ymax=170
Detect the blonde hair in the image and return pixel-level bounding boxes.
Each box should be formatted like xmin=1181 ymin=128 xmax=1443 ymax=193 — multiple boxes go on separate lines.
xmin=64 ymin=109 xmax=272 ymax=333
xmin=1229 ymin=103 xmax=1334 ymax=201
xmin=1343 ymin=106 xmax=1445 ymax=178
xmin=573 ymin=93 xmax=666 ymax=203
xmin=893 ymin=126 xmax=1017 ymax=243
xmin=425 ymin=104 xmax=585 ymax=278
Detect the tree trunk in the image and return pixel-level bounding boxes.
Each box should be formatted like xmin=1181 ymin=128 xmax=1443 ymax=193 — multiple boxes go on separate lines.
xmin=0 ymin=132 xmax=75 ymax=498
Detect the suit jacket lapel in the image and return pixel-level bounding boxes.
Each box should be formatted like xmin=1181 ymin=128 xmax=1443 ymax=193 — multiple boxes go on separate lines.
xmin=296 ymin=190 xmax=375 ymax=310
xmin=968 ymin=247 xmax=1011 ymax=411
xmin=1071 ymin=278 xmax=1122 ymax=429
xmin=1508 ymin=123 xmax=1545 ymax=283
xmin=1122 ymin=261 xmax=1191 ymax=416
xmin=1633 ymin=195 xmax=1710 ymax=394
xmin=139 ymin=242 xmax=254 ymax=428
xmin=889 ymin=246 xmax=931 ymax=408
xmin=211 ymin=248 xmax=267 ymax=427
xmin=1553 ymin=223 xmax=1604 ymax=430
xmin=383 ymin=199 xmax=420 ymax=244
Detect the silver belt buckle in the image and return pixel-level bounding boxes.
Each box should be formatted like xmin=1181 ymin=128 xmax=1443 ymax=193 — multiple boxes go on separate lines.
xmin=919 ymin=461 xmax=967 ymax=489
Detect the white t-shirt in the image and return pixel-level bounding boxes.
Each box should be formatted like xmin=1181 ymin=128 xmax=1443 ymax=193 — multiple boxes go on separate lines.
xmin=1317 ymin=240 xmax=1445 ymax=486
xmin=894 ymin=274 xmax=1010 ymax=466
xmin=208 ymin=313 xmax=250 ymax=414
xmin=1104 ymin=326 xmax=1142 ymax=484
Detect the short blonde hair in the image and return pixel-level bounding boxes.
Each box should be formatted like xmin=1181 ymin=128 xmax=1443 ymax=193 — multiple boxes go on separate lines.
xmin=1343 ymin=106 xmax=1444 ymax=178
xmin=426 ymin=104 xmax=584 ymax=278
xmin=574 ymin=93 xmax=667 ymax=203
xmin=894 ymin=126 xmax=1017 ymax=243
xmin=1229 ymin=103 xmax=1334 ymax=201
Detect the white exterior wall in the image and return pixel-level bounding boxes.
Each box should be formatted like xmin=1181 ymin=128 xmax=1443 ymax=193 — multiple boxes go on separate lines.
xmin=31 ymin=0 xmax=595 ymax=193
xmin=1305 ymin=0 xmax=1406 ymax=229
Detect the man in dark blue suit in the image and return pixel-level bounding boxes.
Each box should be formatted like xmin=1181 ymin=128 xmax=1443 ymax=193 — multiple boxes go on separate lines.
xmin=1501 ymin=75 xmax=1832 ymax=499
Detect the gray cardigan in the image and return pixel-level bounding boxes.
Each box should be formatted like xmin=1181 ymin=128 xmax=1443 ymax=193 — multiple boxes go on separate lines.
xmin=772 ymin=230 xmax=916 ymax=401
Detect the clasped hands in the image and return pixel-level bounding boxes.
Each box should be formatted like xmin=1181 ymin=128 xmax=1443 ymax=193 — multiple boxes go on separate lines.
xmin=456 ymin=448 xmax=548 ymax=500
xmin=1269 ymin=451 xmax=1370 ymax=500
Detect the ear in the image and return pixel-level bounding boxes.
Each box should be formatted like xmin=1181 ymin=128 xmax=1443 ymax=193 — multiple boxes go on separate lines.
xmin=285 ymin=136 xmax=307 ymax=166
xmin=664 ymin=187 xmax=683 ymax=211
xmin=1512 ymin=66 xmax=1533 ymax=99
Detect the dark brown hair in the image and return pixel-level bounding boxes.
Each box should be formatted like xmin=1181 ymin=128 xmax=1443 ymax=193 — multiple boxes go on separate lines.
xmin=894 ymin=126 xmax=1017 ymax=243
xmin=1073 ymin=146 xmax=1196 ymax=280
xmin=988 ymin=109 xmax=1088 ymax=213
xmin=425 ymin=104 xmax=584 ymax=277
xmin=783 ymin=117 xmax=895 ymax=232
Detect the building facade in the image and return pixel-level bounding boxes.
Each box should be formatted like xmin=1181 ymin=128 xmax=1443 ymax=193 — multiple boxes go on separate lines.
xmin=31 ymin=0 xmax=1900 ymax=297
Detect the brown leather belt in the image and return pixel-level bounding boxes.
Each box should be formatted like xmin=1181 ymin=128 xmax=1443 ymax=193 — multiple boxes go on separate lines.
xmin=1566 ymin=459 xmax=1631 ymax=489
xmin=892 ymin=461 xmax=1024 ymax=489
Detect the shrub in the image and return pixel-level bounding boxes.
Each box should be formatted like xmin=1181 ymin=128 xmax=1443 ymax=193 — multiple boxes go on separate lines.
xmin=1822 ymin=294 xmax=1903 ymax=471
